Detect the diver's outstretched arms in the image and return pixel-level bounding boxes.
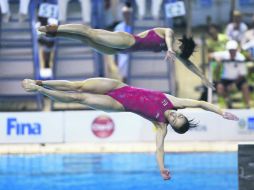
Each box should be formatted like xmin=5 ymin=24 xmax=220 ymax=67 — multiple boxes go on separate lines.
xmin=38 ymin=25 xmax=213 ymax=90
xmin=176 ymin=56 xmax=214 ymax=90
xmin=171 ymin=35 xmax=214 ymax=89
xmin=175 ymin=98 xmax=239 ymax=121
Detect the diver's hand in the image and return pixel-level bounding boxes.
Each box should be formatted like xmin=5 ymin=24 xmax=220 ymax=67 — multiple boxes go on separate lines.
xmin=222 ymin=112 xmax=239 ymax=121
xmin=165 ymin=50 xmax=176 ymax=64
xmin=203 ymin=78 xmax=215 ymax=90
xmin=160 ymin=168 xmax=171 ymax=180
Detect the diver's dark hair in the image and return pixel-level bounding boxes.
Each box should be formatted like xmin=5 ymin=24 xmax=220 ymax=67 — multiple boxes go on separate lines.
xmin=178 ymin=35 xmax=196 ymax=60
xmin=172 ymin=118 xmax=198 ymax=134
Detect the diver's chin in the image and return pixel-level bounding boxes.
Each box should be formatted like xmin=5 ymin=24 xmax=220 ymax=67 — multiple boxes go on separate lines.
xmin=168 ymin=120 xmax=174 ymax=126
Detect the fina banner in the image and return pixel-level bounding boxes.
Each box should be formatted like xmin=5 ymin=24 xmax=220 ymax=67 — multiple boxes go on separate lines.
xmin=0 ymin=109 xmax=253 ymax=143
xmin=0 ymin=112 xmax=64 ymax=143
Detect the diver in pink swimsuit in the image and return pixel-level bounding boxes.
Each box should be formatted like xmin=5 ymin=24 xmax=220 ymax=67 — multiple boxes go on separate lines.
xmin=22 ymin=77 xmax=238 ymax=181
xmin=118 ymin=30 xmax=168 ymax=53
xmin=38 ymin=24 xmax=214 ymax=89
xmin=106 ymin=85 xmax=175 ymax=123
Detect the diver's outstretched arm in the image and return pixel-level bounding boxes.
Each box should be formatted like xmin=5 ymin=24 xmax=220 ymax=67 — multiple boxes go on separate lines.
xmin=174 ymin=98 xmax=239 ymax=121
xmin=176 ymin=56 xmax=214 ymax=89
xmin=199 ymin=100 xmax=239 ymax=120
xmin=164 ymin=28 xmax=176 ymax=63
xmin=154 ymin=122 xmax=171 ymax=180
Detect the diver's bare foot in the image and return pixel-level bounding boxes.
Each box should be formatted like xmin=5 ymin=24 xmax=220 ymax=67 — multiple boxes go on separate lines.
xmin=38 ymin=24 xmax=58 ymax=34
xmin=22 ymin=79 xmax=40 ymax=92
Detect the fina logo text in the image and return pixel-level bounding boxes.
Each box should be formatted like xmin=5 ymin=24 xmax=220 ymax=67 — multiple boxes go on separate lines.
xmin=7 ymin=118 xmax=41 ymax=135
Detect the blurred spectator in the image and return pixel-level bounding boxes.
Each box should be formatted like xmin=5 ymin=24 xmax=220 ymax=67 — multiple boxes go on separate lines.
xmin=103 ymin=0 xmax=121 ymax=30
xmin=205 ymin=15 xmax=212 ymax=29
xmin=206 ymin=24 xmax=229 ymax=82
xmin=104 ymin=3 xmax=132 ymax=81
xmin=225 ymin=10 xmax=248 ymax=43
xmin=241 ymin=15 xmax=254 ymax=60
xmin=114 ymin=3 xmax=133 ymax=82
xmin=58 ymin=0 xmax=91 ymax=24
xmin=135 ymin=0 xmax=163 ymax=20
xmin=209 ymin=40 xmax=251 ymax=108
xmin=199 ymin=24 xmax=228 ymax=101
xmin=36 ymin=0 xmax=58 ymax=79
xmin=103 ymin=0 xmax=123 ymax=80
xmin=0 ymin=0 xmax=30 ymax=22
xmin=207 ymin=24 xmax=228 ymax=53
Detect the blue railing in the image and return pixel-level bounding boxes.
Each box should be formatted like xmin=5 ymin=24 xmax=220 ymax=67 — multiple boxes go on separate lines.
xmin=91 ymin=0 xmax=105 ymax=77
xmin=28 ymin=0 xmax=43 ymax=110
xmin=28 ymin=0 xmax=40 ymax=80
xmin=0 ymin=6 xmax=2 ymax=48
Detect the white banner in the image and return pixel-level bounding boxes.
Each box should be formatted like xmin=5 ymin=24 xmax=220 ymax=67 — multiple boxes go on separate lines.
xmin=62 ymin=109 xmax=254 ymax=142
xmin=0 ymin=112 xmax=64 ymax=143
xmin=166 ymin=109 xmax=254 ymax=141
xmin=64 ymin=109 xmax=254 ymax=142
xmin=64 ymin=111 xmax=152 ymax=142
xmin=0 ymin=109 xmax=253 ymax=144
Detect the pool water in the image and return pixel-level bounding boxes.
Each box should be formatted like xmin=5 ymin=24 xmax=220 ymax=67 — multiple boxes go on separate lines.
xmin=0 ymin=152 xmax=237 ymax=190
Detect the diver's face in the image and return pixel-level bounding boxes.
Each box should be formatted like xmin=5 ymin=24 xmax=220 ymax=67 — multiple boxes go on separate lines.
xmin=167 ymin=111 xmax=186 ymax=129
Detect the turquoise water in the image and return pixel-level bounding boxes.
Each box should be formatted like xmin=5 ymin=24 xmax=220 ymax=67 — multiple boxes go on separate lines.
xmin=0 ymin=152 xmax=237 ymax=190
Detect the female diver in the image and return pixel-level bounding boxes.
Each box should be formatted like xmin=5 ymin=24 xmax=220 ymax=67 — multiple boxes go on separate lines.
xmin=38 ymin=24 xmax=214 ymax=89
xmin=22 ymin=77 xmax=237 ymax=180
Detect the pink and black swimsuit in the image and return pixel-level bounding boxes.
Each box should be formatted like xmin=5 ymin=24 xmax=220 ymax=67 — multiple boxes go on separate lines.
xmin=118 ymin=30 xmax=168 ymax=53
xmin=106 ymin=86 xmax=175 ymax=123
